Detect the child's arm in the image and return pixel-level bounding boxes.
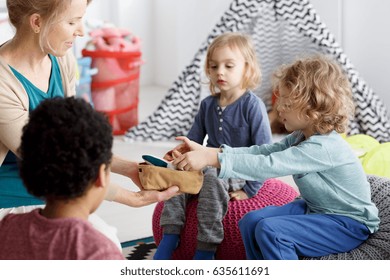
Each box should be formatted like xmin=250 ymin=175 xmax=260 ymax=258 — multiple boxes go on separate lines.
xmin=218 ymin=140 xmax=333 ymax=182
xmin=164 ymin=103 xmax=207 ymax=161
xmin=185 ymin=103 xmax=207 ymax=145
xmin=239 ymin=95 xmax=276 ymax=199
xmin=248 ymin=95 xmax=273 ymax=145
xmin=170 ymin=135 xmax=292 ymax=171
xmin=220 ymin=133 xmax=293 ymax=156
xmin=172 ymin=136 xmax=220 ymax=170
xmin=171 ymin=133 xmax=306 ymax=175
xmin=229 ymin=189 xmax=249 ymax=201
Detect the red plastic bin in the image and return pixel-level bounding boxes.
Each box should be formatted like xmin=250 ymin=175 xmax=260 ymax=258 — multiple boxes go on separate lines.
xmin=82 ymin=49 xmax=142 ymax=135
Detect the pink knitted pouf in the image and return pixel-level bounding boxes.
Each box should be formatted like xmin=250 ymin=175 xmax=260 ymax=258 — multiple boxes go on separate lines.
xmin=152 ymin=178 xmax=299 ymax=260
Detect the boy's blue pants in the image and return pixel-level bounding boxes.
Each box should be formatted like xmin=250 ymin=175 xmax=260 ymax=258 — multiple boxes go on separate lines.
xmin=238 ymin=199 xmax=370 ymax=260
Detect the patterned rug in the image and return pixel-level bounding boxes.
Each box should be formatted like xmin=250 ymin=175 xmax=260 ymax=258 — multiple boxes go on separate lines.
xmin=121 ymin=237 xmax=156 ymax=260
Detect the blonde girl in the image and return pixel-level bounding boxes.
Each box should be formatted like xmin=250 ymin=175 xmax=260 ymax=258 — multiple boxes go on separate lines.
xmin=154 ymin=32 xmax=272 ymax=260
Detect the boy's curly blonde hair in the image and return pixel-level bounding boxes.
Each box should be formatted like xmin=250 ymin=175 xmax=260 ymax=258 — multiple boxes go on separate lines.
xmin=272 ymin=55 xmax=355 ymax=134
xmin=205 ymin=32 xmax=261 ymax=95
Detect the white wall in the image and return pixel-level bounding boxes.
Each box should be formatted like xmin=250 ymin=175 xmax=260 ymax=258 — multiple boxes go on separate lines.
xmin=114 ymin=0 xmax=154 ymax=85
xmin=0 ymin=0 xmax=13 ymax=43
xmin=118 ymin=0 xmax=390 ymax=112
xmin=313 ymin=0 xmax=390 ymax=114
xmin=152 ymin=0 xmax=232 ymax=86
xmin=342 ymin=0 xmax=390 ymax=111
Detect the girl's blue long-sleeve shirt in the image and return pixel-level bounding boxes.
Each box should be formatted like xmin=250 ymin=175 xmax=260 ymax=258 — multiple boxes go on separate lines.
xmin=218 ymin=130 xmax=380 ymax=233
xmin=187 ymin=91 xmax=272 ymax=197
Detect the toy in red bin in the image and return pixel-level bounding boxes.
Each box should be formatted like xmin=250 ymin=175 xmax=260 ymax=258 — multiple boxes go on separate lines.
xmin=82 ymin=23 xmax=143 ymax=135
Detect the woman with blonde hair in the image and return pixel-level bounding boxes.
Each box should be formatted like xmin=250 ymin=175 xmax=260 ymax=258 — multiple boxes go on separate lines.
xmin=0 ymin=0 xmax=177 ymax=249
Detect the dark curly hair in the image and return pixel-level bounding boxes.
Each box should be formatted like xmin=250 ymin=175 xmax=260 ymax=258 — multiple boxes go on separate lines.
xmin=18 ymin=97 xmax=113 ymax=200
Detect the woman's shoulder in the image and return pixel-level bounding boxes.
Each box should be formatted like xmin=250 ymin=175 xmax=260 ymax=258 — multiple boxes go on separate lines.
xmin=0 ymin=53 xmax=26 ymax=97
xmin=0 ymin=51 xmax=14 ymax=77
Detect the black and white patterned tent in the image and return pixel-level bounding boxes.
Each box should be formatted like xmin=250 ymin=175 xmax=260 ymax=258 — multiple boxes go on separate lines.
xmin=125 ymin=0 xmax=390 ymax=143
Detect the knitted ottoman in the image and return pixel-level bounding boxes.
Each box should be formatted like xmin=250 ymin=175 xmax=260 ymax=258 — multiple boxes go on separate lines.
xmin=305 ymin=175 xmax=390 ymax=260
xmin=152 ymin=178 xmax=299 ymax=260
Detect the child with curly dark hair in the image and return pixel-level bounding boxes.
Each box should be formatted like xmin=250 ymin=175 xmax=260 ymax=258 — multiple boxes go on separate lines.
xmin=0 ymin=97 xmax=124 ymax=259
xmin=170 ymin=55 xmax=380 ymax=260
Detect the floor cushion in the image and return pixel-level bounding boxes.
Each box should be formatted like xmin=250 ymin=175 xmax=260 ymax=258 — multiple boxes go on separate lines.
xmin=152 ymin=178 xmax=299 ymax=260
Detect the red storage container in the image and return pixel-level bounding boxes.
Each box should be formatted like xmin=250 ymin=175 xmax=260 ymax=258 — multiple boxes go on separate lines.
xmin=82 ymin=49 xmax=142 ymax=135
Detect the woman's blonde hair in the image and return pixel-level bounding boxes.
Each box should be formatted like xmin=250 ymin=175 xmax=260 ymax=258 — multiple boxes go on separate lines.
xmin=273 ymin=55 xmax=354 ymax=134
xmin=205 ymin=32 xmax=261 ymax=95
xmin=7 ymin=0 xmax=92 ymax=51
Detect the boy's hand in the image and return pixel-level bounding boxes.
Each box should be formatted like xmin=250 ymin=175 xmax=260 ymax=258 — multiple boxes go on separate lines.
xmin=229 ymin=190 xmax=249 ymax=201
xmin=172 ymin=136 xmax=220 ymax=171
xmin=163 ymin=139 xmax=192 ymax=161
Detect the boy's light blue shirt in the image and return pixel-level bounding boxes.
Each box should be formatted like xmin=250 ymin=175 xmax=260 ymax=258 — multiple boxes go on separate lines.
xmin=218 ymin=130 xmax=380 ymax=233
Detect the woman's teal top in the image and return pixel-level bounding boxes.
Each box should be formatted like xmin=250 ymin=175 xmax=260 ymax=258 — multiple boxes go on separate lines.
xmin=0 ymin=55 xmax=64 ymax=208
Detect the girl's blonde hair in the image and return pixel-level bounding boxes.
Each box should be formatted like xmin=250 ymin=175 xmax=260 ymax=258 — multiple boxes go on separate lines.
xmin=205 ymin=32 xmax=261 ymax=95
xmin=7 ymin=0 xmax=92 ymax=51
xmin=273 ymin=55 xmax=354 ymax=134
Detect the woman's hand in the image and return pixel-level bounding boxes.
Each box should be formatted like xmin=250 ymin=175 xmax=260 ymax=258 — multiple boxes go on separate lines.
xmin=111 ymin=155 xmax=142 ymax=188
xmin=109 ymin=155 xmax=181 ymax=207
xmin=130 ymin=186 xmax=180 ymax=207
xmin=113 ymin=186 xmax=180 ymax=207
